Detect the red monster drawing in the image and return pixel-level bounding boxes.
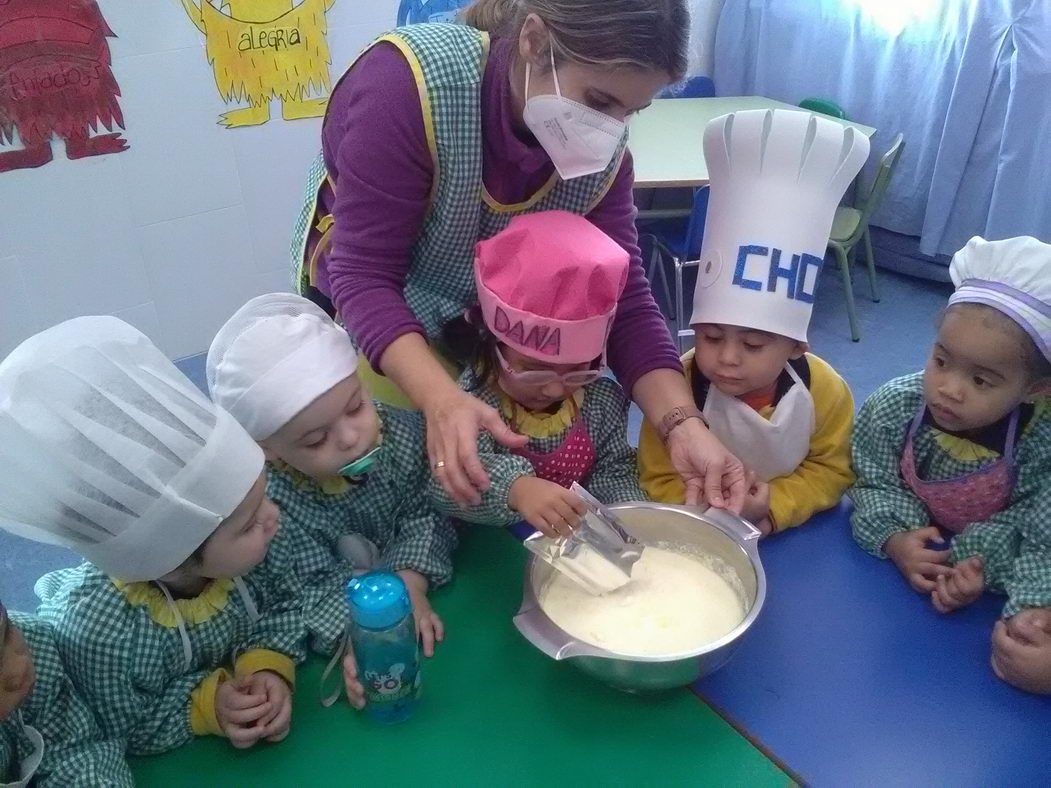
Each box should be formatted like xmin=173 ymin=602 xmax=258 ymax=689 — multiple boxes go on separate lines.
xmin=0 ymin=0 xmax=128 ymax=173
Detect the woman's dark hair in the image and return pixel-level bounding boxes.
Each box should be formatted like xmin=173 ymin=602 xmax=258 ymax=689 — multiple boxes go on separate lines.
xmin=440 ymin=307 xmax=499 ymax=393
xmin=462 ymin=0 xmax=690 ymax=83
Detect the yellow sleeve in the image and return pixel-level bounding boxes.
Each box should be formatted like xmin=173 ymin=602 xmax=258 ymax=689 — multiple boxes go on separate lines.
xmin=189 ymin=668 xmax=230 ymax=737
xmin=637 ymin=418 xmax=687 ymax=503
xmin=768 ymin=354 xmax=856 ymax=531
xmin=234 ymin=648 xmax=297 ymax=688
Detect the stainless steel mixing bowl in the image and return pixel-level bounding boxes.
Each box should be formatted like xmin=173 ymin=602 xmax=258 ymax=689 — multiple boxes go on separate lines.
xmin=513 ymin=502 xmax=766 ymax=692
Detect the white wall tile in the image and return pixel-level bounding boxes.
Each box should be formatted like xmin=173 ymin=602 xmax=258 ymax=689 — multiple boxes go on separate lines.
xmin=0 ymin=8 xmax=399 ymax=360
xmin=138 ymin=206 xmax=265 ymax=358
xmin=232 ymin=120 xmax=323 ymax=274
xmin=0 ymin=255 xmax=38 ymax=358
xmin=255 ymin=266 xmax=296 ymax=295
xmin=113 ymin=301 xmax=162 ymax=344
xmin=0 ymin=155 xmax=151 ymax=326
xmin=327 ymin=22 xmax=393 ymax=76
xmin=115 ymin=48 xmax=242 ymax=227
xmin=328 ymin=0 xmax=400 ymax=40
xmin=106 ymin=1 xmax=203 ymax=60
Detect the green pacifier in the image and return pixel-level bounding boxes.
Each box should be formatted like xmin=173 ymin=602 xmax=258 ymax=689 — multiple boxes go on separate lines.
xmin=339 ymin=446 xmax=380 ymax=479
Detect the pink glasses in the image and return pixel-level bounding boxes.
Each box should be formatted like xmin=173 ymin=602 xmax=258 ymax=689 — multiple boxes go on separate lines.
xmin=495 ymin=344 xmax=606 ymax=387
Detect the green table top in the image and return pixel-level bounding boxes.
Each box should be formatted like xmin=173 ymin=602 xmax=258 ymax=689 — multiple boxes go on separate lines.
xmin=630 ymin=96 xmax=878 ymax=188
xmin=131 ymin=527 xmax=792 ymax=786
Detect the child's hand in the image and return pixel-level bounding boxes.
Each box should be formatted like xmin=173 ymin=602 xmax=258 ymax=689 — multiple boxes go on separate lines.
xmin=931 ymin=556 xmax=984 ymax=613
xmin=884 ymin=527 xmax=952 ymax=593
xmin=991 ymin=608 xmax=1051 ymax=694
xmin=397 ymin=569 xmax=445 ymax=658
xmin=342 ymin=647 xmax=367 ymax=710
xmin=509 ymin=476 xmax=587 ymax=538
xmin=1005 ymin=608 xmax=1051 ymax=645
xmin=740 ymin=473 xmax=770 ymax=528
xmin=215 ymin=676 xmax=269 ymax=749
xmin=246 ymin=670 xmax=292 ymax=743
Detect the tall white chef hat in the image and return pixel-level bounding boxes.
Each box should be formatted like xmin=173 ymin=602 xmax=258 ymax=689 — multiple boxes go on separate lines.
xmin=690 ymin=109 xmax=870 ymax=341
xmin=0 ymin=317 xmax=263 ymax=582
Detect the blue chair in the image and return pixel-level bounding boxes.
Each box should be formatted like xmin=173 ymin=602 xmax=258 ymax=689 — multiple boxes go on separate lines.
xmin=660 ymin=75 xmax=716 ymax=99
xmin=640 ymin=186 xmax=710 ymax=353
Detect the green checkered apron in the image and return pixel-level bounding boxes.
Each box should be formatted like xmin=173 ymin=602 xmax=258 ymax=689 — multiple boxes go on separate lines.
xmin=290 ymin=23 xmax=627 ymax=343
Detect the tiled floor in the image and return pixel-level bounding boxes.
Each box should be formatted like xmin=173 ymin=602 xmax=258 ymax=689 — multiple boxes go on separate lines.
xmin=0 ymin=264 xmax=951 ymax=611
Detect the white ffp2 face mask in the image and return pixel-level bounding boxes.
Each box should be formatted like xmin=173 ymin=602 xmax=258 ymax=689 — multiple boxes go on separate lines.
xmin=522 ymin=48 xmax=626 ymax=180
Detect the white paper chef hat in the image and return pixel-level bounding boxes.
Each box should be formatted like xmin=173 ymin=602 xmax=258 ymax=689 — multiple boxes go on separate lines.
xmin=0 ymin=317 xmax=263 ymax=582
xmin=948 ymin=235 xmax=1051 ymax=362
xmin=690 ymin=109 xmax=870 ymax=341
xmin=207 ymin=293 xmax=359 ymax=441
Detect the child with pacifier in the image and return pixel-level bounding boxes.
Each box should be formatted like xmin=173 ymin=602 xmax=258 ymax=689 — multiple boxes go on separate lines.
xmin=207 ymin=293 xmax=456 ymax=706
xmin=851 ymin=236 xmax=1051 ymax=691
xmin=434 ymin=211 xmax=647 ymax=537
xmin=638 ymin=109 xmax=865 ymax=535
xmin=1 ymin=599 xmax=133 ymax=786
xmin=0 ymin=317 xmax=306 ymax=755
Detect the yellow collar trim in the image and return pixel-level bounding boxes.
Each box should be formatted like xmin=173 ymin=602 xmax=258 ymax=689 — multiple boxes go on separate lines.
xmin=499 ymin=390 xmax=584 ymax=438
xmin=270 ymin=459 xmax=352 ymax=495
xmin=931 ymin=430 xmax=999 ymax=463
xmin=113 ymin=578 xmax=234 ymax=628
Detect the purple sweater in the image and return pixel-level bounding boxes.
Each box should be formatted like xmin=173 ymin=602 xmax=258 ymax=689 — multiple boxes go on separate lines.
xmin=317 ymin=35 xmax=679 ymax=392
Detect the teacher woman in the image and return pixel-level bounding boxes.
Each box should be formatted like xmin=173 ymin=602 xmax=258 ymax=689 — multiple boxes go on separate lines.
xmin=293 ymin=0 xmax=746 ymax=510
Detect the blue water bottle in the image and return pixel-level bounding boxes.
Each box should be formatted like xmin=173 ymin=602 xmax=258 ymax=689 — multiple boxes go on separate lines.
xmin=346 ymin=572 xmax=421 ymax=724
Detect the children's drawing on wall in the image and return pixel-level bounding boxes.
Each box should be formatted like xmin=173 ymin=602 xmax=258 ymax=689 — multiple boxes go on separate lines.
xmin=397 ymin=0 xmax=469 ymax=25
xmin=181 ymin=0 xmax=335 ymax=128
xmin=0 ymin=0 xmax=128 ymax=173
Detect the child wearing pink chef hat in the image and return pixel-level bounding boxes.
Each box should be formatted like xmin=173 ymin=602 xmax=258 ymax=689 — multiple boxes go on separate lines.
xmin=434 ymin=210 xmax=647 ymax=537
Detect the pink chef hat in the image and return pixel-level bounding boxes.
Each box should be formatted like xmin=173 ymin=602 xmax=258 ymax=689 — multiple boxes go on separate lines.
xmin=473 ymin=211 xmax=629 ymax=364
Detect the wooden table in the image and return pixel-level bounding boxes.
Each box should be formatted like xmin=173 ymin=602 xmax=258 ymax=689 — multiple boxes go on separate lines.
xmin=630 ymin=96 xmax=878 ymax=189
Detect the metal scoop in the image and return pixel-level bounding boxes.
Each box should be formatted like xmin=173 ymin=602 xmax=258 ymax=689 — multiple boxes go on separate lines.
xmin=522 ymin=483 xmax=644 ymax=595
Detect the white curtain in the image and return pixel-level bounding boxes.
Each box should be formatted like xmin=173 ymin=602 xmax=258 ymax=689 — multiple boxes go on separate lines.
xmin=714 ymin=0 xmax=1051 ymax=257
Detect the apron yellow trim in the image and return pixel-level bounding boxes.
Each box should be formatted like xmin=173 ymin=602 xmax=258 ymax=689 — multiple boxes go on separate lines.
xmin=481 ymin=172 xmax=561 ymax=213
xmin=374 ymin=33 xmax=442 ymax=206
xmin=307 ymin=214 xmax=335 ymax=288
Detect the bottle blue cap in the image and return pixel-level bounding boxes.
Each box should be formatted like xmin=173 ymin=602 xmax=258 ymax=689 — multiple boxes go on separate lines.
xmin=346 ymin=571 xmax=412 ymax=629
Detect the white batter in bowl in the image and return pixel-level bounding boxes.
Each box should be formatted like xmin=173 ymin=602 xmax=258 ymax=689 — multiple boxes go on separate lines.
xmin=539 ymin=547 xmax=746 ymax=658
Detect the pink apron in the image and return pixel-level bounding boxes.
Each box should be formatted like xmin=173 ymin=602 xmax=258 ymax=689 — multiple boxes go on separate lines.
xmin=900 ymin=405 xmax=1018 ymax=534
xmin=511 ymin=401 xmax=596 ymax=488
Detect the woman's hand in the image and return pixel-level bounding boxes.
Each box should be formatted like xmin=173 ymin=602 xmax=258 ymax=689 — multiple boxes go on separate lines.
xmin=424 ymin=386 xmax=527 ymax=507
xmin=664 ymin=417 xmax=747 ymax=512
